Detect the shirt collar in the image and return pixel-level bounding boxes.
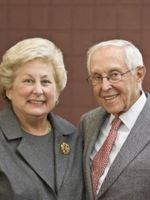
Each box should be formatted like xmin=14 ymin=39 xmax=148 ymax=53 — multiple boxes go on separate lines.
xmin=119 ymin=92 xmax=146 ymax=130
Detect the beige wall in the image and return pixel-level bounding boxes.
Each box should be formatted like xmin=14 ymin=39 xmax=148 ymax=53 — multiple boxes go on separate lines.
xmin=0 ymin=0 xmax=150 ymax=125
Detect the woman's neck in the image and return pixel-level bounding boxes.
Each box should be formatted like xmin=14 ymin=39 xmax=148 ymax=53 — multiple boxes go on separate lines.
xmin=18 ymin=115 xmax=52 ymax=136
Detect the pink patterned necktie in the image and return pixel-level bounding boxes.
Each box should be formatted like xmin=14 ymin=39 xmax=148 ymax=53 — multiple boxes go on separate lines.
xmin=91 ymin=117 xmax=121 ymax=197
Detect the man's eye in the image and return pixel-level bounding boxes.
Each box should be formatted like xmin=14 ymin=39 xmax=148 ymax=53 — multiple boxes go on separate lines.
xmin=110 ymin=72 xmax=120 ymax=77
xmin=93 ymin=75 xmax=102 ymax=80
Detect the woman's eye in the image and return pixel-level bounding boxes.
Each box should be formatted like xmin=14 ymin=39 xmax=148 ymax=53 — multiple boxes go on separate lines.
xmin=23 ymin=79 xmax=34 ymax=84
xmin=41 ymin=80 xmax=51 ymax=85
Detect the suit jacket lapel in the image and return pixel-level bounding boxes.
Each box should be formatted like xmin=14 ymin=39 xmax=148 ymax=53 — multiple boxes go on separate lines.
xmin=83 ymin=119 xmax=100 ymax=200
xmin=81 ymin=108 xmax=108 ymax=200
xmin=98 ymin=96 xmax=150 ymax=198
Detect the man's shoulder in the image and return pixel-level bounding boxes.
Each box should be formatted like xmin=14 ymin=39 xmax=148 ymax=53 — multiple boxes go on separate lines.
xmin=146 ymin=92 xmax=150 ymax=101
xmin=80 ymin=107 xmax=105 ymax=121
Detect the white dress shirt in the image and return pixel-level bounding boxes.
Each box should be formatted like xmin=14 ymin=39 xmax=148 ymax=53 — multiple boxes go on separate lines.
xmin=90 ymin=92 xmax=147 ymax=194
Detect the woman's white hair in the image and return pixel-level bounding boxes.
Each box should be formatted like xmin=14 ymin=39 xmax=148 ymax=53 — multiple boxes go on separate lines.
xmin=0 ymin=37 xmax=67 ymax=99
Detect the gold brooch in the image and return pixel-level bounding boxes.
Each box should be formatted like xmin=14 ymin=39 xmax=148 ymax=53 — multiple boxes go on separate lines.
xmin=60 ymin=142 xmax=70 ymax=155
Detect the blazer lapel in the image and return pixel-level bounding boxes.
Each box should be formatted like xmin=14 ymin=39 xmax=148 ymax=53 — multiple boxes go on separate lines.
xmin=98 ymin=98 xmax=150 ymax=198
xmin=49 ymin=113 xmax=73 ymax=192
xmin=54 ymin=131 xmax=69 ymax=191
xmin=17 ymin=136 xmax=55 ymax=191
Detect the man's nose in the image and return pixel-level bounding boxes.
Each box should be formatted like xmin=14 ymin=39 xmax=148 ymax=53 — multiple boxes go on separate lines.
xmin=100 ymin=77 xmax=112 ymax=91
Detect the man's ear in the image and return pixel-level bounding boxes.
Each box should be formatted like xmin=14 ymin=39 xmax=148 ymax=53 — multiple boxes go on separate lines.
xmin=136 ymin=66 xmax=146 ymax=82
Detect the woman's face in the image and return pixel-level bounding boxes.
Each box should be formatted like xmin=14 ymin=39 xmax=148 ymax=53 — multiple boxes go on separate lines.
xmin=6 ymin=59 xmax=58 ymax=120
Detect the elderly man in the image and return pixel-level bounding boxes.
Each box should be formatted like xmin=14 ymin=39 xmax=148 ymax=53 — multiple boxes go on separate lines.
xmin=79 ymin=39 xmax=150 ymax=200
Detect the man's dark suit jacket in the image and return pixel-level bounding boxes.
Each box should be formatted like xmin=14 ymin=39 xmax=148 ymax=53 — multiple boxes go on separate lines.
xmin=0 ymin=105 xmax=84 ymax=200
xmin=79 ymin=93 xmax=150 ymax=200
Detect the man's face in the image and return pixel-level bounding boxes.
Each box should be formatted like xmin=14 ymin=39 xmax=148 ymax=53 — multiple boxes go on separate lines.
xmin=89 ymin=46 xmax=145 ymax=116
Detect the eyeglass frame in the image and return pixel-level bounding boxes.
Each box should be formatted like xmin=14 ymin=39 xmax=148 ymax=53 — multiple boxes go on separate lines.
xmin=86 ymin=67 xmax=138 ymax=86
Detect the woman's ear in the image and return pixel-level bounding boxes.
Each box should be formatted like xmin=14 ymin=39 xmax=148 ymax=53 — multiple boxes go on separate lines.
xmin=5 ymin=89 xmax=12 ymax=100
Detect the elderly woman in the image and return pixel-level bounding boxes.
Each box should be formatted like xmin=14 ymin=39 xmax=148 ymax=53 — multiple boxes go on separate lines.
xmin=0 ymin=38 xmax=84 ymax=200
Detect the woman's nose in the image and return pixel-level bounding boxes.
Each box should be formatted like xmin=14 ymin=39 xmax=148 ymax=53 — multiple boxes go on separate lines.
xmin=33 ymin=82 xmax=43 ymax=94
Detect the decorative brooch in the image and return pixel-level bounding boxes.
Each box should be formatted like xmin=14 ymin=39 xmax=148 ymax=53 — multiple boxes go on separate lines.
xmin=60 ymin=142 xmax=70 ymax=155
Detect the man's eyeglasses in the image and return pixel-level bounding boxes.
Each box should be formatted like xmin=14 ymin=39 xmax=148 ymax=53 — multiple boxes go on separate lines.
xmin=86 ymin=69 xmax=135 ymax=86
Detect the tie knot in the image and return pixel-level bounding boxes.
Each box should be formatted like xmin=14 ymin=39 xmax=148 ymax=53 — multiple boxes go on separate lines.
xmin=111 ymin=117 xmax=121 ymax=130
